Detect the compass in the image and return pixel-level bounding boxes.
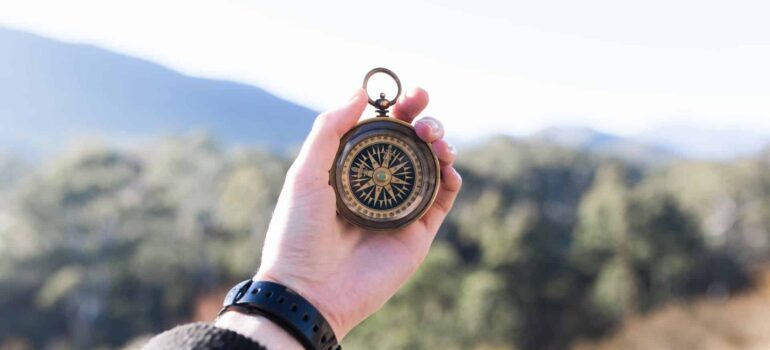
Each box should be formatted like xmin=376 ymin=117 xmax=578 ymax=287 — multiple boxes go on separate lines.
xmin=331 ymin=68 xmax=440 ymax=230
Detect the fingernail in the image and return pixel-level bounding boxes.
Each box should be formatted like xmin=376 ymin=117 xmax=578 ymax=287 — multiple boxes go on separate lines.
xmin=421 ymin=118 xmax=440 ymax=132
xmin=453 ymin=167 xmax=462 ymax=181
xmin=447 ymin=143 xmax=457 ymax=156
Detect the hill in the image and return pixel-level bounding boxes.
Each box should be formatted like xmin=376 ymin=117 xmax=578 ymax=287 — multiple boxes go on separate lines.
xmin=530 ymin=127 xmax=677 ymax=166
xmin=0 ymin=27 xmax=316 ymax=156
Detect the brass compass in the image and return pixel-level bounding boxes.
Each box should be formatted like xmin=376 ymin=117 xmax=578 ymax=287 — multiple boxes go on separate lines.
xmin=331 ymin=68 xmax=440 ymax=230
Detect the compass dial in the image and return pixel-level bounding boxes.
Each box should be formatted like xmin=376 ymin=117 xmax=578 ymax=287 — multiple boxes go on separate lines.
xmin=333 ymin=119 xmax=440 ymax=230
xmin=343 ymin=135 xmax=420 ymax=216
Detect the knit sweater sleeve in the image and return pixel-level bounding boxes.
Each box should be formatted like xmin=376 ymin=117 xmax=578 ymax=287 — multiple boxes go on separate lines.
xmin=143 ymin=322 xmax=268 ymax=350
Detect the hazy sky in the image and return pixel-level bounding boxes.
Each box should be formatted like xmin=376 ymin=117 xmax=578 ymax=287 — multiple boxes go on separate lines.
xmin=1 ymin=0 xmax=769 ymax=140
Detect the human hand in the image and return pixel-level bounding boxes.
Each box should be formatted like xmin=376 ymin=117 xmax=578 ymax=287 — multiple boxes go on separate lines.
xmin=253 ymin=87 xmax=462 ymax=340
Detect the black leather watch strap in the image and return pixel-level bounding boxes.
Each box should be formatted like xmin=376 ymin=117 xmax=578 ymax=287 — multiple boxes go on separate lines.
xmin=220 ymin=280 xmax=341 ymax=350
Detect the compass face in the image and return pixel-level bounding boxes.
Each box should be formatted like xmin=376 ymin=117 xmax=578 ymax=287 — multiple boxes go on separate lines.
xmin=344 ymin=136 xmax=420 ymax=214
xmin=333 ymin=119 xmax=439 ymax=230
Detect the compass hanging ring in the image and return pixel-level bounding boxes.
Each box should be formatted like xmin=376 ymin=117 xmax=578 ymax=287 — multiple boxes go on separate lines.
xmin=330 ymin=68 xmax=440 ymax=230
xmin=363 ymin=67 xmax=402 ymax=116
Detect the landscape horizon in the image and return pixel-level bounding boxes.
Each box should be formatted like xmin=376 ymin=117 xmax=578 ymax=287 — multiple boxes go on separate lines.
xmin=3 ymin=24 xmax=770 ymax=350
xmin=2 ymin=26 xmax=769 ymax=162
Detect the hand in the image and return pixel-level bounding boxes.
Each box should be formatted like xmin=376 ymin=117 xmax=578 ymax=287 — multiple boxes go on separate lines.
xmin=254 ymin=87 xmax=462 ymax=339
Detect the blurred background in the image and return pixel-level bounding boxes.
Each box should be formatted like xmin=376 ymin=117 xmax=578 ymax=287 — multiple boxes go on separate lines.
xmin=1 ymin=1 xmax=770 ymax=349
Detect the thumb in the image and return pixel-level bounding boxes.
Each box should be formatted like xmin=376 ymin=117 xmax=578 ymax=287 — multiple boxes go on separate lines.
xmin=288 ymin=88 xmax=368 ymax=188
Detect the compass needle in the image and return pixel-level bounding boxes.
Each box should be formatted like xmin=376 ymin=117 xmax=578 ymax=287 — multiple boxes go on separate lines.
xmin=383 ymin=145 xmax=393 ymax=168
xmin=374 ymin=186 xmax=382 ymax=205
xmin=390 ymin=176 xmax=410 ymax=186
xmin=364 ymin=187 xmax=375 ymax=204
xmin=384 ymin=184 xmax=396 ymax=200
xmin=357 ymin=179 xmax=376 ymax=192
xmin=367 ymin=151 xmax=380 ymax=169
xmin=389 ymin=162 xmax=408 ymax=173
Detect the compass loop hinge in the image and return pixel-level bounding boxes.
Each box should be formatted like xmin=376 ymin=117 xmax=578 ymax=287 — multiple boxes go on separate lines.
xmin=363 ymin=67 xmax=401 ymax=117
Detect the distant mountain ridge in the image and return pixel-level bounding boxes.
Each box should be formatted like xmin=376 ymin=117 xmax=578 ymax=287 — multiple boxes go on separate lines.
xmin=0 ymin=27 xmax=317 ymax=156
xmin=2 ymin=27 xmax=768 ymax=162
xmin=530 ymin=127 xmax=678 ymax=166
xmin=635 ymin=126 xmax=770 ymax=160
xmin=531 ymin=126 xmax=770 ymax=164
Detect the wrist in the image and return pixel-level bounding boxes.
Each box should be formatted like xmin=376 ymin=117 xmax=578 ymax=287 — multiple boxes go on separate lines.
xmin=221 ymin=278 xmax=343 ymax=349
xmin=253 ymin=270 xmax=348 ymax=339
xmin=215 ymin=311 xmax=304 ymax=350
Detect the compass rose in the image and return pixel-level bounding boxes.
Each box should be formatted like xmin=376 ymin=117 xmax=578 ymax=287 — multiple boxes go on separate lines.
xmin=349 ymin=142 xmax=415 ymax=211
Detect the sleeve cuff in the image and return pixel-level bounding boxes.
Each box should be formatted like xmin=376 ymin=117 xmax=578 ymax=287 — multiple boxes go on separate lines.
xmin=143 ymin=322 xmax=268 ymax=350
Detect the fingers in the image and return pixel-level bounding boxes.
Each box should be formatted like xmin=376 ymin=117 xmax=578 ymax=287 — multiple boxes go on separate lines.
xmin=288 ymin=89 xmax=368 ymax=188
xmin=414 ymin=117 xmax=444 ymax=143
xmin=392 ymin=87 xmax=429 ymax=123
xmin=413 ymin=112 xmax=460 ymax=232
xmin=420 ymin=131 xmax=461 ymax=232
xmin=421 ymin=164 xmax=462 ymax=233
xmin=431 ymin=139 xmax=457 ymax=164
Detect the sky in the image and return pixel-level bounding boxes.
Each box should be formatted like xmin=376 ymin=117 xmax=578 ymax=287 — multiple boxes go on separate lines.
xmin=1 ymin=0 xmax=769 ymax=141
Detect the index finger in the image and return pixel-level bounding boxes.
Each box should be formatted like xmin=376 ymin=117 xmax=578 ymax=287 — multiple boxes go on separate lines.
xmin=391 ymin=87 xmax=429 ymax=123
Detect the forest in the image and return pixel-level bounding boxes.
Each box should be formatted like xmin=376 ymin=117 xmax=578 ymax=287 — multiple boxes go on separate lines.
xmin=1 ymin=133 xmax=769 ymax=349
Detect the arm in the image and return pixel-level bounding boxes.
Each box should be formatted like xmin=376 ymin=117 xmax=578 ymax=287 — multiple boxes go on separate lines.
xmin=145 ymin=87 xmax=461 ymax=349
xmin=216 ymin=312 xmax=303 ymax=350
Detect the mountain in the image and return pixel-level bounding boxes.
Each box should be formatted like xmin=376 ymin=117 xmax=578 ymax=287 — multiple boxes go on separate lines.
xmin=0 ymin=27 xmax=317 ymax=156
xmin=532 ymin=126 xmax=770 ymax=163
xmin=3 ymin=27 xmax=767 ymax=162
xmin=636 ymin=126 xmax=770 ymax=160
xmin=530 ymin=127 xmax=678 ymax=166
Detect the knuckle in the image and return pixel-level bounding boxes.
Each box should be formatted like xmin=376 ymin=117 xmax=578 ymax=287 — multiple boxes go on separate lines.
xmin=433 ymin=200 xmax=450 ymax=216
xmin=447 ymin=168 xmax=462 ymax=190
xmin=313 ymin=113 xmax=333 ymax=130
xmin=285 ymin=161 xmax=304 ymax=180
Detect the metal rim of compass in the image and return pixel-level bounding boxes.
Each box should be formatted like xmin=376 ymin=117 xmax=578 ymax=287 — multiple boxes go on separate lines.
xmin=331 ymin=118 xmax=441 ymax=230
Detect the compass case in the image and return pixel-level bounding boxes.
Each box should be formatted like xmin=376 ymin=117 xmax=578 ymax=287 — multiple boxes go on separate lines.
xmin=331 ymin=118 xmax=440 ymax=230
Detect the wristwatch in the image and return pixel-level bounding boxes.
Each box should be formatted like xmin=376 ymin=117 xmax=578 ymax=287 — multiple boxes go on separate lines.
xmin=219 ymin=280 xmax=341 ymax=350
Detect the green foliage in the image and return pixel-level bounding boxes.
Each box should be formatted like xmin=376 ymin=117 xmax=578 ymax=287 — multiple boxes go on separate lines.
xmin=349 ymin=139 xmax=753 ymax=350
xmin=0 ymin=135 xmax=288 ymax=349
xmin=0 ymin=135 xmax=763 ymax=349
